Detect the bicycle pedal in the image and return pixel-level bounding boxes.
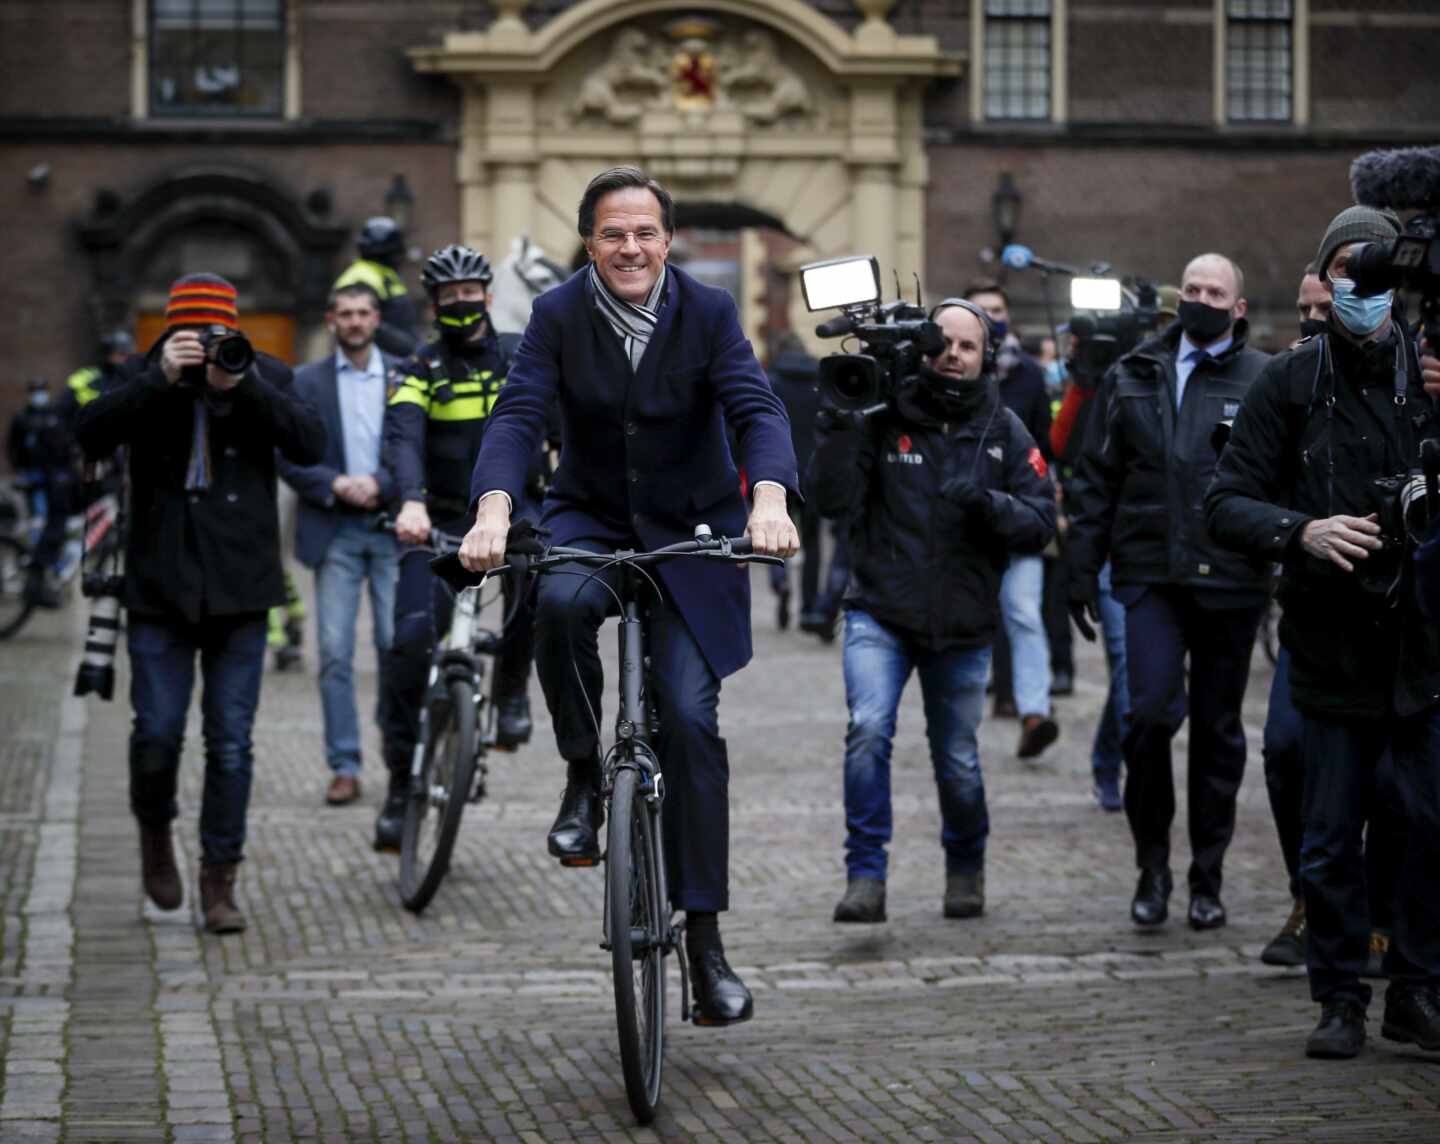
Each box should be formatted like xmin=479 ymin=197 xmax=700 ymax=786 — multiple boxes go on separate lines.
xmin=558 ymin=855 xmax=600 ymax=868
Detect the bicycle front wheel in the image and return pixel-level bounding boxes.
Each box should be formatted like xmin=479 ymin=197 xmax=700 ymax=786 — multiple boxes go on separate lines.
xmin=607 ymin=765 xmax=667 ymax=1124
xmin=0 ymin=537 xmax=35 ymax=640
xmin=399 ymin=677 xmax=477 ymax=912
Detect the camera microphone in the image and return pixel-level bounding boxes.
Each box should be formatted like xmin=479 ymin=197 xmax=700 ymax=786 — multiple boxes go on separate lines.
xmin=816 ymin=313 xmax=856 ymax=338
xmin=1350 ymin=146 xmax=1440 ymax=211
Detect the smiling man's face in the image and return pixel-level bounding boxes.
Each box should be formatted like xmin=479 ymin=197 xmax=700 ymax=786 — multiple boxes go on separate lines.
xmin=585 ymin=187 xmax=672 ymax=304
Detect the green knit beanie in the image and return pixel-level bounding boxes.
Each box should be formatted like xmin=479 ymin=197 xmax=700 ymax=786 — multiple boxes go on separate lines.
xmin=1315 ymin=205 xmax=1401 ymax=280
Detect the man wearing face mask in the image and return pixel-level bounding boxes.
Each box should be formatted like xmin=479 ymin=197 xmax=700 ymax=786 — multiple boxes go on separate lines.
xmin=1207 ymin=206 xmax=1440 ymax=1060
xmin=809 ymin=300 xmax=1056 ymax=925
xmin=1067 ymin=253 xmax=1271 ymax=935
xmin=372 ymin=244 xmax=540 ymax=851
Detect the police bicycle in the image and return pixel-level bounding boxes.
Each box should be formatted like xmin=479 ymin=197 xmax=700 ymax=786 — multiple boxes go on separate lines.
xmin=442 ymin=525 xmax=780 ymax=1124
xmin=392 ymin=521 xmax=526 ymax=913
xmin=0 ymin=481 xmax=120 ymax=640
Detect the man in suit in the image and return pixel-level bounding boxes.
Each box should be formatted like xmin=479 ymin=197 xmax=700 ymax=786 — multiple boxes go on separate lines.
xmin=459 ymin=166 xmax=799 ymax=1027
xmin=278 ymin=283 xmax=400 ymax=806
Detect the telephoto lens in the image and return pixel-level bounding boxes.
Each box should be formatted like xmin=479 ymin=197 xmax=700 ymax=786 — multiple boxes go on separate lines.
xmin=74 ymin=594 xmax=121 ymax=701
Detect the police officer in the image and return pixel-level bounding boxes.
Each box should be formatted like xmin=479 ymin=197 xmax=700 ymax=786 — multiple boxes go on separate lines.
xmin=334 ymin=217 xmax=420 ymax=358
xmin=61 ymin=329 xmax=133 ymax=425
xmin=373 ymin=244 xmax=538 ymax=850
xmin=7 ymin=377 xmax=77 ymax=607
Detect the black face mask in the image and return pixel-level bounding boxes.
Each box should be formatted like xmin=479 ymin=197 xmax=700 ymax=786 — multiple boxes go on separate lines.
xmin=916 ymin=363 xmax=987 ymax=421
xmin=435 ymin=299 xmax=488 ymax=345
xmin=1299 ymin=317 xmax=1328 ymax=341
xmin=1178 ymin=299 xmax=1233 ymax=345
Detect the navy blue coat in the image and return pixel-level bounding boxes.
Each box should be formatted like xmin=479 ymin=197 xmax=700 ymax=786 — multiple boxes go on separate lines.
xmin=277 ymin=351 xmax=400 ymax=568
xmin=471 ymin=265 xmax=798 ymax=679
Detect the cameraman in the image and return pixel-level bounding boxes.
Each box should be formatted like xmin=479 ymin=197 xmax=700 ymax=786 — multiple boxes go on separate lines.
xmin=1067 ymin=253 xmax=1270 ymax=934
xmin=809 ymin=300 xmax=1056 ymax=924
xmin=76 ymin=274 xmax=325 ymax=934
xmin=1206 ymin=206 xmax=1440 ymax=1059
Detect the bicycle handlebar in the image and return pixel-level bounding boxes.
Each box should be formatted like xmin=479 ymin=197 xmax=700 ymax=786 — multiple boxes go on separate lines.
xmin=371 ymin=512 xmax=463 ymax=554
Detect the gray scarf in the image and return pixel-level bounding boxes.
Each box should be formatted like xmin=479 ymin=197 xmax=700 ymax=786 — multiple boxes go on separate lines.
xmin=589 ymin=262 xmax=667 ymax=371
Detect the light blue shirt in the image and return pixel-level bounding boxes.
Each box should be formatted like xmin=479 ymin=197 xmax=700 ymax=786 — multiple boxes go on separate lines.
xmin=335 ymin=346 xmax=386 ymax=476
xmin=1175 ymin=331 xmax=1232 ymax=410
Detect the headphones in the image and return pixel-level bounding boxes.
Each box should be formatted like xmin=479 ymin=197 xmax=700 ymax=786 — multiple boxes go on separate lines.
xmin=928 ymin=297 xmax=998 ymax=372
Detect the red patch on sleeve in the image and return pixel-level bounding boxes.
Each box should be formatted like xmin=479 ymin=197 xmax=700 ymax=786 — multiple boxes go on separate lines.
xmin=1027 ymin=447 xmax=1048 ymax=478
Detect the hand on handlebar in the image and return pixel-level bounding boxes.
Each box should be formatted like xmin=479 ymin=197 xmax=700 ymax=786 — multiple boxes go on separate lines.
xmin=395 ymin=500 xmax=431 ymax=545
xmin=459 ymin=494 xmax=511 ymax=572
xmin=744 ymin=484 xmax=799 ymax=557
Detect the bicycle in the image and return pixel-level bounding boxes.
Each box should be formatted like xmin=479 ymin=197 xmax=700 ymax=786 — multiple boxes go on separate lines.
xmin=447 ymin=524 xmax=780 ymax=1124
xmin=396 ymin=523 xmax=526 ymax=913
xmin=0 ymin=483 xmax=120 ymax=640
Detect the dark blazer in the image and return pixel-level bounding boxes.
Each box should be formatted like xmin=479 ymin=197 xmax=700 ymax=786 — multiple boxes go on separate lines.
xmin=75 ymin=338 xmax=326 ymax=623
xmin=277 ymin=349 xmax=399 ymax=568
xmin=471 ymin=265 xmax=799 ymax=679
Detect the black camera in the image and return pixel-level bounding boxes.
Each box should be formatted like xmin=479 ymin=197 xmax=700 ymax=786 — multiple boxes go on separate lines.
xmin=1349 ymin=146 xmax=1440 ymax=348
xmin=1066 ymin=277 xmax=1163 ymax=385
xmin=799 ymin=256 xmax=944 ymax=413
xmin=180 ymin=325 xmax=254 ymax=385
xmin=74 ymin=571 xmax=124 ymax=701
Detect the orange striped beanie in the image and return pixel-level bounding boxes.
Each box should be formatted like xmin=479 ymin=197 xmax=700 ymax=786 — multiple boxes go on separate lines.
xmin=165 ymin=273 xmax=239 ymax=330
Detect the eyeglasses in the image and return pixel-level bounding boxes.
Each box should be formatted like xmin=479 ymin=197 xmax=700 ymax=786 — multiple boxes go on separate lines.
xmin=593 ymin=228 xmax=666 ymax=248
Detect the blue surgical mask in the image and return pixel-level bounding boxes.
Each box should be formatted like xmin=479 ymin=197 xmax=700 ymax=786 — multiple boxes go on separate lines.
xmin=1328 ymin=277 xmax=1392 ymax=337
xmin=991 ymin=318 xmax=1009 ymax=342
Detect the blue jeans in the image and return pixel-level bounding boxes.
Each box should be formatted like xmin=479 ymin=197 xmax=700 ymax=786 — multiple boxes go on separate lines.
xmin=1000 ymin=554 xmax=1051 ymax=717
xmin=841 ymin=609 xmax=991 ymax=880
xmin=314 ymin=519 xmax=399 ymax=776
xmin=1091 ymin=562 xmax=1129 ymax=778
xmin=127 ymin=613 xmax=267 ymax=865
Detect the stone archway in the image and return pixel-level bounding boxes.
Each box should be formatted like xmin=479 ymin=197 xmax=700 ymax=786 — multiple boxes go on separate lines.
xmin=409 ymin=0 xmax=960 ymax=349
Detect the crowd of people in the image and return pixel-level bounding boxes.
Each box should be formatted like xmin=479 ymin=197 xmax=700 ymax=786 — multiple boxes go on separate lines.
xmin=12 ymin=163 xmax=1440 ymax=1061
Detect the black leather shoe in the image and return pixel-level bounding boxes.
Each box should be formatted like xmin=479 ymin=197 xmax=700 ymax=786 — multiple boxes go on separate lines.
xmin=1188 ymin=893 xmax=1227 ymax=931
xmin=1131 ymin=867 xmax=1172 ymax=927
xmin=1382 ymin=985 xmax=1440 ymax=1051
xmin=547 ymin=782 xmax=602 ymax=865
xmin=833 ymin=877 xmax=886 ymax=923
xmin=374 ymin=791 xmax=406 ymax=852
xmin=1260 ymin=901 xmax=1306 ymax=967
xmin=689 ymin=949 xmax=754 ymax=1026
xmin=494 ymin=694 xmax=533 ymax=750
xmin=1307 ymin=1000 xmax=1367 ymax=1059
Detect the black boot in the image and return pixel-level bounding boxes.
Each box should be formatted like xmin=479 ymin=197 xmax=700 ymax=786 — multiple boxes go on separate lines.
xmin=687 ymin=914 xmax=753 ymax=1026
xmin=494 ymin=693 xmax=533 ymax=750
xmin=547 ymin=759 xmax=601 ymax=865
xmin=374 ymin=788 xmax=406 ymax=852
xmin=1382 ymin=984 xmax=1440 ymax=1051
xmin=1131 ymin=867 xmax=1172 ymax=927
xmin=1307 ymin=1000 xmax=1367 ymax=1059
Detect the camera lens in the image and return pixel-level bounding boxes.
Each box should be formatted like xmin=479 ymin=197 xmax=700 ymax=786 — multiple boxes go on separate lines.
xmin=212 ymin=334 xmax=254 ymax=375
xmin=820 ymin=354 xmax=880 ymax=410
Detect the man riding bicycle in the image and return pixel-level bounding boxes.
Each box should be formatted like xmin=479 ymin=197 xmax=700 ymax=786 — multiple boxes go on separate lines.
xmin=459 ymin=166 xmax=799 ymax=1027
xmin=374 ymin=244 xmax=541 ymax=851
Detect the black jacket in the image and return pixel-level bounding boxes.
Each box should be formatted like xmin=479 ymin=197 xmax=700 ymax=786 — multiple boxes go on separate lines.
xmin=997 ymin=345 xmax=1053 ymax=462
xmin=767 ymin=348 xmax=820 ymax=471
xmin=1205 ymin=328 xmax=1440 ymax=719
xmin=75 ymin=337 xmax=326 ymax=623
xmin=807 ymin=384 xmax=1057 ymax=650
xmin=1067 ymin=320 xmax=1271 ymax=600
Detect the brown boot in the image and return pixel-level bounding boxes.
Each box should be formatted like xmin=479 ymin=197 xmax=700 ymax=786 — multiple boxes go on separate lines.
xmin=198 ymin=863 xmax=247 ymax=934
xmin=138 ymin=824 xmax=183 ymax=910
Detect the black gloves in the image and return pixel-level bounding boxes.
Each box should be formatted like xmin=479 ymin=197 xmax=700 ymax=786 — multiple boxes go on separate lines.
xmin=1067 ymin=573 xmax=1100 ymax=643
xmin=940 ymin=476 xmax=994 ymax=525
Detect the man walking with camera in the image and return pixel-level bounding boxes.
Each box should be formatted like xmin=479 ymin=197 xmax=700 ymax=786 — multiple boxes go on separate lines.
xmin=76 ymin=274 xmax=325 ymax=933
xmin=1067 ymin=253 xmax=1270 ymax=934
xmin=277 ymin=283 xmax=400 ymax=807
xmin=1207 ymin=206 xmax=1440 ymax=1059
xmin=810 ymin=299 xmax=1056 ymax=924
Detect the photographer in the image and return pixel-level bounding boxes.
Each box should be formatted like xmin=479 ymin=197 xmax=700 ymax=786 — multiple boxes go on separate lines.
xmin=1206 ymin=206 xmax=1440 ymax=1059
xmin=1067 ymin=253 xmax=1270 ymax=935
xmin=75 ymin=274 xmax=325 ymax=933
xmin=809 ymin=300 xmax=1056 ymax=924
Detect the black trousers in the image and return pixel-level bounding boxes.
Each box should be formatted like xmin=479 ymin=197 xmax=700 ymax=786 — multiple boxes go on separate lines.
xmin=380 ymin=522 xmax=535 ymax=784
xmin=1300 ymin=708 xmax=1440 ymax=1005
xmin=1119 ymin=585 xmax=1262 ymax=897
xmin=533 ymin=549 xmax=729 ymax=912
xmin=1263 ymin=648 xmax=1401 ymax=928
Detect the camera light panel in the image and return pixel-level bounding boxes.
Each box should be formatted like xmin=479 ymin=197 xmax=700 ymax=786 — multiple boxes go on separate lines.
xmin=1071 ymin=277 xmax=1123 ymax=312
xmin=800 ymin=256 xmax=882 ymax=311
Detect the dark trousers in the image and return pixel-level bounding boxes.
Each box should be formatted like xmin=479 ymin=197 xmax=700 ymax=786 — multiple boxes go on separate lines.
xmin=31 ymin=467 xmax=74 ymax=571
xmin=534 ymin=549 xmax=729 ymax=912
xmin=1120 ymin=585 xmax=1261 ymax=897
xmin=768 ymin=512 xmax=850 ymax=622
xmin=380 ymin=526 xmax=535 ymax=783
xmin=1300 ymin=707 xmax=1440 ymax=1005
xmin=1264 ymin=648 xmax=1401 ymax=927
xmin=127 ymin=612 xmax=267 ymax=865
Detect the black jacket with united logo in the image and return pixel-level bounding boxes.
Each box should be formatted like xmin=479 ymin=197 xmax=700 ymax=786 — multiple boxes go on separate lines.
xmin=807 ymin=383 xmax=1057 ymax=650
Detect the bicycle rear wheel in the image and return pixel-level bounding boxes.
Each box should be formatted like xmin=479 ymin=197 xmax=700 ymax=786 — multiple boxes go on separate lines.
xmin=0 ymin=537 xmax=35 ymax=640
xmin=607 ymin=765 xmax=666 ymax=1124
xmin=399 ymin=677 xmax=477 ymax=912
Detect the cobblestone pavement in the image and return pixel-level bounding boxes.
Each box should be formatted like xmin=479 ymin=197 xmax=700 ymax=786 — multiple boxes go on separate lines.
xmin=2 ymin=578 xmax=1438 ymax=1143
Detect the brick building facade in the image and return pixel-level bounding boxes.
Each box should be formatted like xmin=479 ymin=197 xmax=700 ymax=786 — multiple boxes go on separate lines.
xmin=1 ymin=0 xmax=1436 ymax=437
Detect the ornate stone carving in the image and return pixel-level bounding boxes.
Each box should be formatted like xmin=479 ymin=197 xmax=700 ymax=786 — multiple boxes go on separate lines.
xmin=571 ymin=22 xmax=816 ymax=128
